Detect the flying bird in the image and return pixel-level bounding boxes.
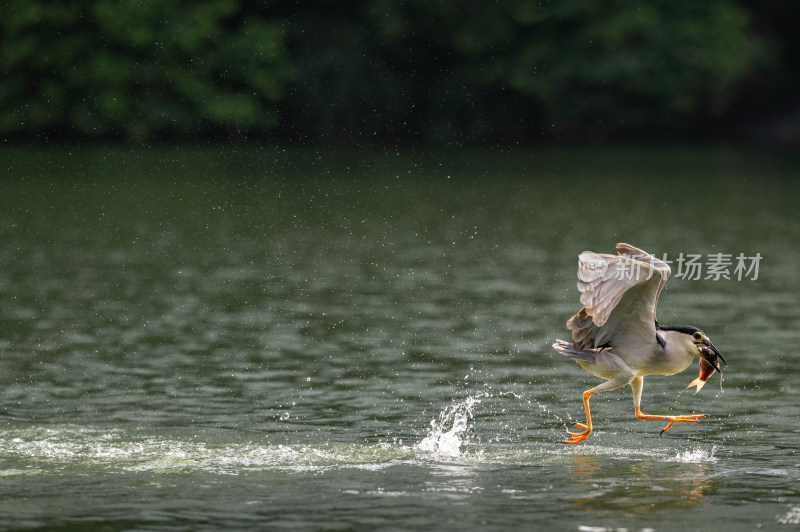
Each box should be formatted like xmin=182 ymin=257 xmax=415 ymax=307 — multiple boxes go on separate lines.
xmin=553 ymin=243 xmax=726 ymax=444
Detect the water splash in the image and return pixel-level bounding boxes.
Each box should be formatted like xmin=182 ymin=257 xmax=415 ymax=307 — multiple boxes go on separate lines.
xmin=778 ymin=506 xmax=800 ymax=525
xmin=674 ymin=444 xmax=718 ymax=463
xmin=0 ymin=426 xmax=417 ymax=475
xmin=416 ymin=397 xmax=480 ymax=457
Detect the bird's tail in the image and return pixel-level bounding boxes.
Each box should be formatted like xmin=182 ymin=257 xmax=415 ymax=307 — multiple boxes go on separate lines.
xmin=552 ymin=339 xmax=596 ymax=362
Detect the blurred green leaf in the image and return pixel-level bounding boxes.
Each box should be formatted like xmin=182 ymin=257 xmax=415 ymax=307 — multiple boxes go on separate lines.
xmin=0 ymin=0 xmax=784 ymax=143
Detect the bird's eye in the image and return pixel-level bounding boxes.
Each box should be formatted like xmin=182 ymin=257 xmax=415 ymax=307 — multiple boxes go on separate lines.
xmin=693 ymin=332 xmax=703 ymax=341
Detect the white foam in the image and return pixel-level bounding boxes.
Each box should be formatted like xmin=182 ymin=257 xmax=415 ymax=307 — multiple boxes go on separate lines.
xmin=673 ymin=445 xmax=718 ymax=463
xmin=416 ymin=397 xmax=480 ymax=457
xmin=778 ymin=506 xmax=800 ymax=525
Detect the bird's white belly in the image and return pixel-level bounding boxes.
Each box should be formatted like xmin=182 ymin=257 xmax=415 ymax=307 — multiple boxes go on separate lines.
xmin=632 ymin=347 xmax=694 ymax=377
xmin=578 ymin=347 xmax=694 ymax=380
xmin=577 ymin=349 xmax=634 ymax=381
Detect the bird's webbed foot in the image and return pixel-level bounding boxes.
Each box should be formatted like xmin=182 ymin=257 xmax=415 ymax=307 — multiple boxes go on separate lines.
xmin=635 ymin=411 xmax=706 ymax=435
xmin=564 ymin=423 xmax=592 ymax=444
xmin=657 ymin=414 xmax=706 ymax=435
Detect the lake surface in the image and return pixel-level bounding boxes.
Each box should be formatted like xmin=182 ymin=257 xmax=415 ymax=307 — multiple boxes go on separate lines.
xmin=1 ymin=147 xmax=799 ymax=530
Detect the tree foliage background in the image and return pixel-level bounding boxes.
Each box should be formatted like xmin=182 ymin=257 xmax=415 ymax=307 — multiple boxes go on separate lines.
xmin=1 ymin=0 xmax=797 ymax=145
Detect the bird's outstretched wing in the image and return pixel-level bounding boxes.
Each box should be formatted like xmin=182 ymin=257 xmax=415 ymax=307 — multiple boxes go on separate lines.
xmin=567 ymin=243 xmax=671 ymax=349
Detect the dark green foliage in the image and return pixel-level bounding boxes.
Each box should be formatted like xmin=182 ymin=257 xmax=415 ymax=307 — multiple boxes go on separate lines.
xmin=0 ymin=0 xmax=291 ymax=141
xmin=0 ymin=0 xmax=788 ymax=143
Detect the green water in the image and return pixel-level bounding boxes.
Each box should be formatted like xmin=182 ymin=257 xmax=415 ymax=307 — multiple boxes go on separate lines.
xmin=1 ymin=147 xmax=799 ymax=530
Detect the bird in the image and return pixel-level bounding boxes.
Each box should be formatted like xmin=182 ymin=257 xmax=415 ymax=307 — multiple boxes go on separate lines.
xmin=552 ymin=243 xmax=726 ymax=444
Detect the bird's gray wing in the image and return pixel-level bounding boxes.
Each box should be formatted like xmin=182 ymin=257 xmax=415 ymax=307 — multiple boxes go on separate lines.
xmin=567 ymin=243 xmax=671 ymax=349
xmin=615 ymin=243 xmax=671 ymax=314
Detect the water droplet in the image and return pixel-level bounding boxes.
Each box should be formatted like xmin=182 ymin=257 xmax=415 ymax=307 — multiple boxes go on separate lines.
xmin=280 ymin=412 xmax=290 ymax=421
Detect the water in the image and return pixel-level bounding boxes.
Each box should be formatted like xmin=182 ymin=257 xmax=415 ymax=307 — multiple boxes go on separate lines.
xmin=1 ymin=147 xmax=799 ymax=530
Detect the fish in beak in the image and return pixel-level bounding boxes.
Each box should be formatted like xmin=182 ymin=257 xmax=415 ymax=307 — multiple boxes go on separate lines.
xmin=688 ymin=340 xmax=727 ymax=393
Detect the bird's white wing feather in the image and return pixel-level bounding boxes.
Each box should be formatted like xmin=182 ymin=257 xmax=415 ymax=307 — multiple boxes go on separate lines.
xmin=567 ymin=243 xmax=671 ymax=349
xmin=615 ymin=243 xmax=671 ymax=308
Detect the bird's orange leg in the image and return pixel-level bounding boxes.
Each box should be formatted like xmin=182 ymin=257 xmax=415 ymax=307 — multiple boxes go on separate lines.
xmin=631 ymin=376 xmax=705 ymax=435
xmin=564 ymin=390 xmax=594 ymax=444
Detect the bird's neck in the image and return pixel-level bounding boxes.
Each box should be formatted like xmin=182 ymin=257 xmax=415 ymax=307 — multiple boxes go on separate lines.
xmin=652 ymin=330 xmax=696 ymax=375
xmin=659 ymin=330 xmax=697 ymax=355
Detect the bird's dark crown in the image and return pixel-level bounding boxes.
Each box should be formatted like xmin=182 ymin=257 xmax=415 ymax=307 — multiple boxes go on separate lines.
xmin=655 ymin=322 xmax=701 ymax=336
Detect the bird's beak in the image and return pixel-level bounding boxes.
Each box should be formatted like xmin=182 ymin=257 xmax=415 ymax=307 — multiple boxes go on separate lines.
xmin=699 ymin=338 xmax=727 ymax=373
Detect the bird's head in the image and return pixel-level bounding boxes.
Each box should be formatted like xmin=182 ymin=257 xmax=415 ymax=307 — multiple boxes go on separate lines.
xmin=688 ymin=329 xmax=727 ymax=373
xmin=658 ymin=324 xmax=727 ymax=373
